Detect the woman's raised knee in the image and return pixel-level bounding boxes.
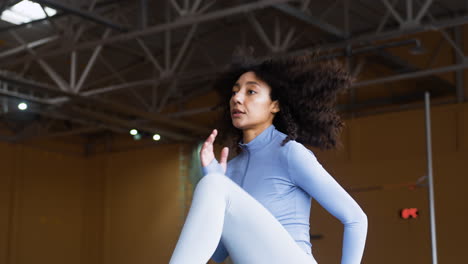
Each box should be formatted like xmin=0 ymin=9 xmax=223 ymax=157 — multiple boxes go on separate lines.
xmin=195 ymin=172 xmax=230 ymax=193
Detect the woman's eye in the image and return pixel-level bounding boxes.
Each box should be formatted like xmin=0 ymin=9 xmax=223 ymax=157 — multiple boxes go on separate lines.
xmin=231 ymin=91 xmax=237 ymax=96
xmin=248 ymin=90 xmax=256 ymax=94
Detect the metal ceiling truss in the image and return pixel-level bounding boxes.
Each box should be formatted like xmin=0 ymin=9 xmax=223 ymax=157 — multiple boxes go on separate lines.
xmin=0 ymin=0 xmax=467 ymax=149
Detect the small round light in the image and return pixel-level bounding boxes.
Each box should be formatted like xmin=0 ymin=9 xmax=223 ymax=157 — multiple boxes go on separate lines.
xmin=18 ymin=102 xmax=28 ymax=110
xmin=152 ymin=134 xmax=161 ymax=141
xmin=130 ymin=129 xmax=138 ymax=135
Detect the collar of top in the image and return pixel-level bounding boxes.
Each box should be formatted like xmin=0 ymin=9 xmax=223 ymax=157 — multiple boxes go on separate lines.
xmin=238 ymin=124 xmax=276 ymax=151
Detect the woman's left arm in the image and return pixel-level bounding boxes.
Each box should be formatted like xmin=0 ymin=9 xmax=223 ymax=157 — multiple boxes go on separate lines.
xmin=286 ymin=143 xmax=368 ymax=264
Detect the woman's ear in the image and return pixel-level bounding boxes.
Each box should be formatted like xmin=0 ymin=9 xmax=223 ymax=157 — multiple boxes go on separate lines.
xmin=271 ymin=100 xmax=280 ymax=114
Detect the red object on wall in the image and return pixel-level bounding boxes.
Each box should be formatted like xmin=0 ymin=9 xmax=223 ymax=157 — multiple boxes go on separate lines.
xmin=400 ymin=208 xmax=419 ymax=219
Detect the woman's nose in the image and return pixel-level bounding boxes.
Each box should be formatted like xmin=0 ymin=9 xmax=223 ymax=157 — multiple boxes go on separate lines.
xmin=232 ymin=91 xmax=243 ymax=104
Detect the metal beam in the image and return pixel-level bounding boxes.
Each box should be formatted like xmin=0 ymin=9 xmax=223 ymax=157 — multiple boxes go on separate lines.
xmin=171 ymin=24 xmax=198 ymax=72
xmin=381 ymin=0 xmax=405 ymax=25
xmin=28 ymin=127 xmax=104 ymax=140
xmin=272 ymin=3 xmax=345 ymax=38
xmin=368 ymin=50 xmax=455 ymax=91
xmin=354 ymin=62 xmax=468 ymax=87
xmin=47 ymin=79 xmax=157 ymax=105
xmin=0 ymin=86 xmax=50 ymax=104
xmin=33 ymin=0 xmax=129 ymax=32
xmin=247 ymin=14 xmax=275 ymax=51
xmin=10 ymin=32 xmax=70 ymax=92
xmin=439 ymin=29 xmax=465 ymax=59
xmin=0 ymin=70 xmax=209 ymax=136
xmin=454 ymin=26 xmax=465 ymax=103
xmin=0 ymin=82 xmax=197 ymax=142
xmin=74 ymin=29 xmax=112 ymax=92
xmin=164 ymin=1 xmax=172 ymax=71
xmin=273 ymin=5 xmax=454 ymax=92
xmin=338 ymin=87 xmax=449 ymax=112
xmin=96 ymin=55 xmax=152 ymax=111
xmin=69 ymin=106 xmax=196 ymax=142
xmin=32 ymin=107 xmax=128 ymax=134
xmin=0 ymin=35 xmax=59 ymax=59
xmin=415 ymin=0 xmax=434 ymax=23
xmin=136 ymin=38 xmax=164 ymax=73
xmin=73 ymin=0 xmax=99 ymax=43
xmin=2 ymin=0 xmax=294 ymax=65
xmin=289 ymin=14 xmax=468 ymax=57
xmin=83 ymin=59 xmax=147 ymax=89
xmin=82 ymin=79 xmax=156 ymax=97
xmin=424 ymin=91 xmax=438 ymax=264
xmin=167 ymin=106 xmax=214 ymax=118
xmin=340 ymin=98 xmax=455 ymax=119
xmin=70 ymin=51 xmax=77 ymax=90
xmin=0 ymin=13 xmax=66 ymax=32
xmin=1 ymin=104 xmax=137 ymax=143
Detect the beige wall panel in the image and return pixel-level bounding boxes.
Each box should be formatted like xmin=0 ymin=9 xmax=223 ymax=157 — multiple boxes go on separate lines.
xmin=310 ymin=152 xmax=467 ymax=264
xmin=311 ymin=180 xmax=431 ymax=264
xmin=433 ymin=153 xmax=468 ymax=263
xmin=0 ymin=142 xmax=17 ymax=264
xmin=460 ymin=103 xmax=468 ymax=151
xmin=100 ymin=145 xmax=182 ymax=264
xmin=13 ymin=146 xmax=86 ymax=264
xmin=347 ymin=103 xmax=460 ymax=163
xmin=309 ymin=103 xmax=468 ymax=263
xmin=349 ymin=109 xmax=426 ymax=161
xmin=81 ymin=156 xmax=107 ymax=264
xmin=428 ymin=104 xmax=458 ymax=155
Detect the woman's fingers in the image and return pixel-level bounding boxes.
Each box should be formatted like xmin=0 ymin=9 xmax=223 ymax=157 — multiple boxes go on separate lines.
xmin=205 ymin=129 xmax=217 ymax=145
xmin=200 ymin=129 xmax=217 ymax=167
xmin=219 ymin=147 xmax=229 ymax=173
xmin=201 ymin=130 xmax=216 ymax=153
xmin=200 ymin=129 xmax=229 ymax=172
xmin=219 ymin=147 xmax=229 ymax=164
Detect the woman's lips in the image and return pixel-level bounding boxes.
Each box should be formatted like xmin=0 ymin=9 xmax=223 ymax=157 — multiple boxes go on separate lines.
xmin=232 ymin=112 xmax=244 ymax=118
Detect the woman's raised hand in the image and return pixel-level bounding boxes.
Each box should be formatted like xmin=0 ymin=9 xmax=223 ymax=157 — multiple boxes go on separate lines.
xmin=200 ymin=129 xmax=229 ymax=174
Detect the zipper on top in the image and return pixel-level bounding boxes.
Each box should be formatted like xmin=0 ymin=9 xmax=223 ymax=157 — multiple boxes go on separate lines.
xmin=241 ymin=147 xmax=250 ymax=187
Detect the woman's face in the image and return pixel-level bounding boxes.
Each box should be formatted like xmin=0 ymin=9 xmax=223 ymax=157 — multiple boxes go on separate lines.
xmin=230 ymin=71 xmax=279 ymax=130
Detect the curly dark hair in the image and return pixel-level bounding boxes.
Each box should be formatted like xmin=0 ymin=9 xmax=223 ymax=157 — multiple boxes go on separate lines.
xmin=212 ymin=48 xmax=352 ymax=154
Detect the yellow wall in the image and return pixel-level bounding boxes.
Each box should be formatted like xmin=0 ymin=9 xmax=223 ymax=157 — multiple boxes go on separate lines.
xmin=310 ymin=102 xmax=468 ymax=263
xmin=0 ymin=142 xmax=187 ymax=264
xmin=0 ymin=143 xmax=95 ymax=264
xmin=1 ymin=102 xmax=467 ymax=264
xmin=95 ymin=145 xmax=184 ymax=264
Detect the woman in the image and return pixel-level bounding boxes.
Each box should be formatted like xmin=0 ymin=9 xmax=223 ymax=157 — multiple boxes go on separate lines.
xmin=169 ymin=50 xmax=368 ymax=264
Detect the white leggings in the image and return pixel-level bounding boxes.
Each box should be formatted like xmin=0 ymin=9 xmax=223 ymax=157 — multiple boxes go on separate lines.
xmin=169 ymin=172 xmax=318 ymax=264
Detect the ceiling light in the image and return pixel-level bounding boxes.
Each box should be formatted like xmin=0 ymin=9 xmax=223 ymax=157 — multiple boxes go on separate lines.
xmin=1 ymin=0 xmax=57 ymax=25
xmin=130 ymin=129 xmax=138 ymax=135
xmin=152 ymin=134 xmax=161 ymax=141
xmin=18 ymin=102 xmax=28 ymax=110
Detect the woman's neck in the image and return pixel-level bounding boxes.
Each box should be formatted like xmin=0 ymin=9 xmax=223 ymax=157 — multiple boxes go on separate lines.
xmin=242 ymin=123 xmax=272 ymax=144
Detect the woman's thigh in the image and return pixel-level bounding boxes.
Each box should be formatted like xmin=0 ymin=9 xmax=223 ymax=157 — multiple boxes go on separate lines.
xmin=215 ymin=173 xmax=318 ymax=264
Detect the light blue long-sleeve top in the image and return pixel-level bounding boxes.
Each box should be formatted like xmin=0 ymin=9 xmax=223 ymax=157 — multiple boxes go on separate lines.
xmin=202 ymin=124 xmax=367 ymax=264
